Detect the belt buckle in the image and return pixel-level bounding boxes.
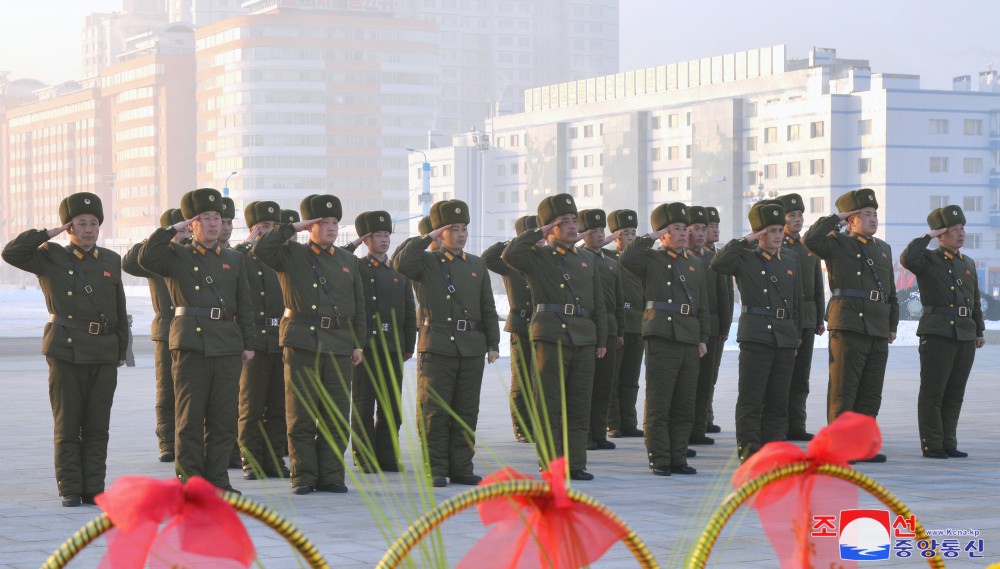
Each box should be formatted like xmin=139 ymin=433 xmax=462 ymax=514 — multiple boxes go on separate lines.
xmin=447 ymin=284 xmax=457 ymax=293
xmin=775 ymin=308 xmax=786 ymax=319
xmin=680 ymin=304 xmax=691 ymax=315
xmin=869 ymin=290 xmax=880 ymax=302
xmin=210 ymin=307 xmax=222 ymax=320
xmin=519 ymin=309 xmax=527 ymax=318
xmin=87 ymin=322 xmax=101 ymax=335
xmin=624 ymin=302 xmax=631 ymax=309
xmin=320 ymin=316 xmax=332 ymax=329
xmin=84 ymin=285 xmax=93 ymax=294
xmin=563 ymin=304 xmax=576 ymax=316
xmin=268 ymin=318 xmax=279 ymax=327
xmin=456 ymin=319 xmax=468 ymax=331
xmin=958 ymin=306 xmax=969 ymax=317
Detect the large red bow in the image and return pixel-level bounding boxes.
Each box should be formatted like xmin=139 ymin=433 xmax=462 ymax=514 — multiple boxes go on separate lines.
xmin=731 ymin=412 xmax=882 ymax=569
xmin=95 ymin=476 xmax=255 ymax=569
xmin=457 ymin=457 xmax=625 ymax=569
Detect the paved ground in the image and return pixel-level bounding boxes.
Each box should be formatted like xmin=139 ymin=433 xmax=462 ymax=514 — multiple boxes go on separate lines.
xmin=1 ymin=336 xmax=998 ymax=568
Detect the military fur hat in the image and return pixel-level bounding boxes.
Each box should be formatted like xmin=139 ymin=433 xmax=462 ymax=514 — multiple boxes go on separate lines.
xmin=537 ymin=193 xmax=577 ymax=225
xmin=159 ymin=208 xmax=184 ymax=228
xmin=775 ymin=193 xmax=804 ymax=214
xmin=577 ymin=209 xmax=607 ymax=231
xmin=687 ymin=206 xmax=708 ymax=226
xmin=245 ymin=201 xmax=281 ymax=228
xmin=927 ymin=205 xmax=966 ymax=230
xmin=356 ymin=210 xmax=393 ymax=236
xmin=650 ymin=202 xmax=690 ymax=232
xmin=281 ymin=209 xmax=300 ymax=224
xmin=749 ymin=201 xmax=786 ymax=232
xmin=836 ymin=188 xmax=878 ymax=213
xmin=608 ymin=209 xmax=638 ymax=232
xmin=180 ymin=188 xmax=224 ymax=219
xmin=221 ymin=197 xmax=235 ymax=220
xmin=430 ymin=199 xmax=471 ymax=229
xmin=514 ymin=215 xmax=539 ymax=236
xmin=300 ymin=194 xmax=343 ymax=221
xmin=418 ymin=216 xmax=433 ymax=236
xmin=59 ymin=192 xmax=104 ymax=225
xmin=705 ymin=206 xmax=721 ymax=224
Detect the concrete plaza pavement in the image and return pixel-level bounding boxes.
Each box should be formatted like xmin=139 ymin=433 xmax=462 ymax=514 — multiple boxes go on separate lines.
xmin=0 ymin=336 xmax=998 ymax=568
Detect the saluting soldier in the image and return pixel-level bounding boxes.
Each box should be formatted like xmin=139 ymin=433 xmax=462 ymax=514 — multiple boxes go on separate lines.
xmin=281 ymin=209 xmax=301 ymax=242
xmin=776 ymin=193 xmax=826 ymax=441
xmin=2 ymin=193 xmax=128 ymax=507
xmin=219 ymin=197 xmax=236 ymax=249
xmin=703 ymin=206 xmax=733 ymax=434
xmin=138 ymin=188 xmax=254 ymax=492
xmin=503 ymin=193 xmax=607 ymax=481
xmin=577 ymin=209 xmax=624 ymax=450
xmin=606 ymin=209 xmax=645 ymax=439
xmin=900 ymin=206 xmax=985 ymax=459
xmin=711 ymin=201 xmax=804 ymax=462
xmin=396 ymin=200 xmax=500 ymax=488
xmin=803 ymin=188 xmax=897 ymax=463
xmin=482 ymin=215 xmax=539 ymax=443
xmin=232 ymin=201 xmax=289 ymax=479
xmin=253 ymin=194 xmax=366 ymax=495
xmin=122 ymin=208 xmax=190 ymax=463
xmin=348 ymin=210 xmax=417 ymax=472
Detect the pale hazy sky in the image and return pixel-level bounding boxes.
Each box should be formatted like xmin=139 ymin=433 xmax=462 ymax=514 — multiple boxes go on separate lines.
xmin=2 ymin=0 xmax=998 ymax=90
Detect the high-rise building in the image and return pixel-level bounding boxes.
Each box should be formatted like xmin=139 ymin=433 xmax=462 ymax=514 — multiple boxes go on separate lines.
xmin=82 ymin=0 xmax=169 ymax=79
xmin=167 ymin=0 xmax=246 ymax=26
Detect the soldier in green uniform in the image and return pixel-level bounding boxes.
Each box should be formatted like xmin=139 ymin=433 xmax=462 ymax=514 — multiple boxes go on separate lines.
xmin=711 ymin=201 xmax=804 ymax=462
xmin=900 ymin=206 xmax=985 ymax=459
xmin=282 ymin=209 xmax=301 ymax=241
xmin=620 ymin=203 xmax=709 ymax=476
xmin=253 ymin=194 xmax=366 ymax=494
xmin=503 ymin=193 xmax=606 ymax=481
xmin=232 ymin=201 xmax=289 ymax=479
xmin=348 ymin=210 xmax=417 ymax=472
xmin=220 ymin=197 xmax=236 ymax=249
xmin=803 ymin=188 xmax=898 ymax=463
xmin=2 ymin=193 xmax=128 ymax=506
xmin=776 ymin=193 xmax=826 ymax=441
xmin=577 ymin=209 xmax=624 ymax=450
xmin=138 ymin=188 xmax=254 ymax=492
xmin=122 ymin=208 xmax=190 ymax=463
xmin=606 ymin=209 xmax=645 ymax=439
xmin=703 ymin=206 xmax=732 ymax=434
xmin=482 ymin=215 xmax=539 ymax=443
xmin=396 ymin=200 xmax=500 ymax=487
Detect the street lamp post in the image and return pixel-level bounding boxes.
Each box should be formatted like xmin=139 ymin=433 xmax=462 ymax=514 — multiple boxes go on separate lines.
xmin=406 ymin=148 xmax=432 ymax=218
xmin=223 ymin=171 xmax=238 ymax=197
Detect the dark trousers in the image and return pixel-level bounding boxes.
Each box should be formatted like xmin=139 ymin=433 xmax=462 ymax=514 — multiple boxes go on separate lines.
xmin=153 ymin=340 xmax=175 ymax=453
xmin=509 ymin=333 xmax=534 ymax=437
xmin=787 ymin=329 xmax=816 ymax=435
xmin=643 ymin=338 xmax=699 ymax=468
xmin=607 ymin=332 xmax=643 ymax=432
xmin=351 ymin=345 xmax=405 ymax=470
xmin=827 ymin=329 xmax=889 ymax=423
xmin=692 ymin=335 xmax=722 ymax=437
xmin=47 ymin=358 xmax=116 ymax=497
xmin=172 ymin=350 xmax=241 ymax=489
xmin=918 ymin=335 xmax=976 ymax=452
xmin=736 ymin=342 xmax=795 ymax=460
xmin=706 ymin=334 xmax=725 ymax=426
xmin=588 ymin=335 xmax=617 ymax=443
xmin=533 ymin=341 xmax=594 ymax=471
xmin=416 ymin=352 xmax=485 ymax=478
xmin=238 ymin=349 xmax=286 ymax=474
xmin=285 ymin=347 xmax=353 ymax=488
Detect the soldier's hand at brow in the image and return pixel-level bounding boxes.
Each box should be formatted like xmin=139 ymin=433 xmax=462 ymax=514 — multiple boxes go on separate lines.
xmin=245 ymin=226 xmax=260 ymax=243
xmin=744 ymin=228 xmax=766 ymax=241
xmin=242 ymin=350 xmax=255 ymax=363
xmin=603 ymin=233 xmax=618 ymax=246
xmin=540 ymin=220 xmax=560 ymax=238
xmin=596 ymin=347 xmax=607 ymax=359
xmin=926 ymin=228 xmax=948 ymax=238
xmin=429 ymin=225 xmax=448 ymax=240
xmin=648 ymin=227 xmax=668 ymax=240
xmin=47 ymin=222 xmax=72 ymax=238
xmin=351 ymin=348 xmax=363 ymax=366
xmin=174 ymin=218 xmax=197 ymax=232
xmin=837 ymin=209 xmax=860 ymax=222
xmin=487 ymin=350 xmax=499 ymax=364
xmin=698 ymin=343 xmax=708 ymax=358
xmin=293 ymin=218 xmax=320 ymax=232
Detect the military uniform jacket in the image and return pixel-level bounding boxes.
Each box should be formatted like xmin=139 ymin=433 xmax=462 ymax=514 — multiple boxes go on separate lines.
xmin=619 ymin=237 xmax=710 ymax=346
xmin=803 ymin=215 xmax=899 ymax=338
xmin=502 ymin=229 xmax=607 ymax=347
xmin=357 ymin=253 xmax=417 ymax=354
xmin=234 ymin=242 xmax=285 ymax=354
xmin=608 ymin=248 xmax=644 ymax=335
xmin=900 ymin=236 xmax=984 ymax=341
xmin=587 ymin=247 xmax=625 ymax=341
xmin=710 ymin=239 xmax=804 ymax=348
xmin=782 ymin=233 xmax=825 ymax=331
xmin=252 ymin=224 xmax=366 ymax=356
xmin=689 ymin=246 xmax=734 ymax=337
xmin=3 ymin=230 xmax=129 ymax=364
xmin=123 ymin=240 xmax=173 ymax=342
xmin=138 ymin=227 xmax=254 ymax=356
xmin=482 ymin=240 xmax=533 ymax=337
xmin=395 ymin=236 xmax=499 ymax=357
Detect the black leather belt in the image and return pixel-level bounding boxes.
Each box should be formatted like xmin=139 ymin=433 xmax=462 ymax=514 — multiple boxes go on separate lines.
xmin=284 ymin=308 xmax=342 ymax=329
xmin=49 ymin=315 xmax=114 ymax=335
xmin=535 ymin=303 xmax=590 ymax=317
xmin=742 ymin=306 xmax=793 ymax=319
xmin=508 ymin=308 xmax=532 ymax=320
xmin=646 ymin=301 xmax=698 ymax=316
xmin=256 ymin=317 xmax=281 ymax=327
xmin=175 ymin=306 xmax=232 ymax=320
xmin=832 ymin=288 xmax=886 ymax=303
xmin=423 ymin=318 xmax=482 ymax=331
xmin=923 ymin=305 xmax=971 ymax=317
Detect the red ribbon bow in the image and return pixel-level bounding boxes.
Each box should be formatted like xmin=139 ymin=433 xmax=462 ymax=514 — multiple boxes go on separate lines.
xmin=731 ymin=412 xmax=882 ymax=569
xmin=95 ymin=476 xmax=255 ymax=569
xmin=457 ymin=457 xmax=625 ymax=569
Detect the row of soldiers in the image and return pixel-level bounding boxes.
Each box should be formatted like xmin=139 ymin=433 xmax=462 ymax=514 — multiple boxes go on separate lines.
xmin=0 ymin=185 xmax=984 ymax=506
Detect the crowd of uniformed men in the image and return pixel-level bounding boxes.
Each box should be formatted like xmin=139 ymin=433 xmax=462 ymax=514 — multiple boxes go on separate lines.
xmin=1 ymin=185 xmax=985 ymax=506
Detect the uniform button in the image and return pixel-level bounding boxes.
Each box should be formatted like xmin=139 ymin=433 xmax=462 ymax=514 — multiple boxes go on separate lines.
xmin=667 ymin=282 xmax=671 ymax=286
xmin=559 ymin=284 xmax=565 ymax=288
xmin=950 ymin=321 xmax=955 ymax=325
xmin=447 ymin=317 xmax=453 ymax=322
xmin=857 ymin=271 xmax=862 ymax=276
xmin=170 ymin=305 xmax=174 ymax=310
xmin=67 ymin=291 xmax=73 ymax=296
xmin=68 ymin=270 xmax=74 ymax=275
xmin=372 ymin=330 xmax=377 ymax=335
xmin=858 ymin=313 xmax=863 ymax=317
xmin=446 ymin=295 xmax=451 ymax=299
xmin=668 ymin=299 xmax=673 ymax=303
xmin=313 ymin=283 xmax=318 ymax=288
xmin=311 ymin=304 xmax=317 ymax=309
xmin=760 ymin=271 xmax=765 ymax=275
xmin=310 ymin=326 xmax=316 ymax=331
xmin=856 ymin=254 xmax=861 ymax=259
xmin=668 ymin=265 xmax=672 ymax=269
xmin=196 ymin=327 xmax=202 ymax=332
xmin=449 ymin=336 xmax=455 ymax=341
xmin=194 ymin=267 xmax=199 ymax=271
xmin=259 ymin=311 xmax=265 ymax=316
xmin=667 ymin=316 xmax=672 ymax=321
xmin=194 ymin=286 xmax=200 ymax=291
xmin=950 ymin=286 xmax=955 ymax=291
xmin=261 ymin=329 xmax=266 ymax=334
xmin=260 ymin=291 xmax=265 ymax=296
xmin=767 ymin=325 xmax=772 ymax=330
xmin=67 ymin=338 xmax=72 ymax=343
xmin=257 ymin=271 xmax=262 ymax=276
xmin=763 ymin=288 xmax=767 ymax=293
xmin=561 ymin=323 xmax=567 ymax=328
xmin=372 ymin=296 xmax=377 ymax=300
xmin=371 ymin=278 xmax=375 ymax=283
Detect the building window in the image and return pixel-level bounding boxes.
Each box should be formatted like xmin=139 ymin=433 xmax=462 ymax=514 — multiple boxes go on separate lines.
xmin=929 ymin=119 xmax=949 ymax=135
xmin=599 ymin=153 xmax=604 ymax=166
xmin=431 ymin=166 xmax=439 ymax=177
xmin=583 ymin=124 xmax=594 ymax=137
xmin=810 ymin=196 xmax=824 ymax=213
xmin=964 ymin=195 xmax=983 ymax=212
xmin=667 ymin=177 xmax=679 ymax=192
xmin=685 ymin=145 xmax=692 ymax=159
xmin=569 ymin=156 xmax=578 ymax=169
xmin=651 ymin=147 xmax=661 ymax=161
xmin=651 ymin=116 xmax=661 ymax=129
xmin=442 ymin=164 xmax=451 ymax=176
xmin=787 ymin=124 xmax=800 ymax=141
xmin=930 ymin=195 xmax=948 ymax=209
xmin=667 ymin=114 xmax=678 ymax=128
xmin=668 ymin=146 xmax=680 ymax=160
xmin=747 ymin=170 xmax=758 ymax=185
xmin=996 ymin=233 xmax=1000 ymax=250
xmin=495 ymin=136 xmax=506 ymax=148
xmin=810 ymin=121 xmax=825 ymax=138
xmin=859 ymin=157 xmax=872 ymax=173
xmin=764 ymin=127 xmax=777 ymax=143
xmin=746 ymin=136 xmax=757 ymax=151
xmin=858 ymin=119 xmax=872 ymax=136
xmin=583 ymin=183 xmax=594 ymax=196
xmin=686 ymin=112 xmax=692 ymax=126
xmin=964 ymin=157 xmax=983 ymax=174
xmin=747 ymin=101 xmax=758 ymax=117
xmin=786 ymin=162 xmax=801 ymax=177
xmin=569 ymin=185 xmax=578 ymax=196
xmin=930 ymin=157 xmax=949 ymax=173
xmin=497 ymin=164 xmax=506 ymax=176
xmin=510 ymin=190 xmax=518 ymax=203
xmin=964 ymin=119 xmax=983 ymax=136
xmin=569 ymin=127 xmax=578 ymax=139
xmin=810 ymin=158 xmax=825 ymax=176
xmin=498 ymin=191 xmax=505 ymax=204
xmin=510 ymin=162 xmax=519 ymax=175
xmin=651 ymin=178 xmax=661 ymax=193
xmin=967 ymin=233 xmax=981 ymax=249
xmin=496 ymin=218 xmax=505 ymax=231
xmin=584 ymin=154 xmax=594 ymax=167
xmin=510 ymin=134 xmax=520 ymax=147
xmin=764 ymin=164 xmax=778 ymax=179
xmin=686 ymin=176 xmax=692 ymax=190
